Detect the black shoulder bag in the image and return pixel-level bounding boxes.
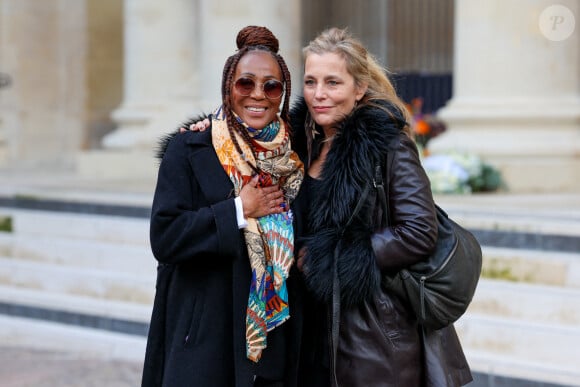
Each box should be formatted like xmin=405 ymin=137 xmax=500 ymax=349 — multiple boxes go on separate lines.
xmin=376 ymin=153 xmax=483 ymax=330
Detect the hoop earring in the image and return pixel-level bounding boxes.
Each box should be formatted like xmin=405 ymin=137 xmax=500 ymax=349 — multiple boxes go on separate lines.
xmin=305 ymin=112 xmax=319 ymax=166
xmin=306 ymin=112 xmax=318 ymax=141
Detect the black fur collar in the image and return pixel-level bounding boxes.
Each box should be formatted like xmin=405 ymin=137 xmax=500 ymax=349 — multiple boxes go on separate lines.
xmin=291 ymin=97 xmax=406 ymax=306
xmin=155 ymin=113 xmax=210 ymax=161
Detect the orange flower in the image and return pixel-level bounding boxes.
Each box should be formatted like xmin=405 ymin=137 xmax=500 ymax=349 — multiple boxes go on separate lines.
xmin=415 ymin=119 xmax=430 ymax=135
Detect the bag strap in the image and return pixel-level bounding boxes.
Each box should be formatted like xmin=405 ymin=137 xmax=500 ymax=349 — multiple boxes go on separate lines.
xmin=374 ymin=164 xmax=389 ymax=226
xmin=330 ymin=181 xmax=371 ymax=387
xmin=374 ymin=151 xmax=394 ymax=226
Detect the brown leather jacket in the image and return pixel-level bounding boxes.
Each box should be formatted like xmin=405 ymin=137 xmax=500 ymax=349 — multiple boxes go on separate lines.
xmin=291 ymin=98 xmax=472 ymax=387
xmin=337 ymin=134 xmax=472 ymax=387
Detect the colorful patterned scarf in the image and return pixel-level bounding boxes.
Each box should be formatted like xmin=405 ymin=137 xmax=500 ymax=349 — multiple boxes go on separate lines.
xmin=211 ymin=106 xmax=304 ymax=362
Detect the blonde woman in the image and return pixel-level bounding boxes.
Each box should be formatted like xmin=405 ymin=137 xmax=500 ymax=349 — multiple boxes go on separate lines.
xmin=291 ymin=28 xmax=472 ymax=387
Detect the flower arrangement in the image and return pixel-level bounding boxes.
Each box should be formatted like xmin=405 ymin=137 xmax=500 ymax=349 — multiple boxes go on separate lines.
xmin=406 ymin=97 xmax=503 ymax=194
xmin=422 ymin=150 xmax=503 ymax=194
xmin=406 ymin=97 xmax=446 ymax=155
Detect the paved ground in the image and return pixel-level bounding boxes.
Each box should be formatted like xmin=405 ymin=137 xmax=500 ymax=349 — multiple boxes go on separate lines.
xmin=0 ymin=347 xmax=143 ymax=387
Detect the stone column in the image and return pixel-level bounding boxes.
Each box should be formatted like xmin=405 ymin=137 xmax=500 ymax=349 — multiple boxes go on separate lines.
xmin=80 ymin=0 xmax=301 ymax=180
xmin=0 ymin=72 xmax=10 ymax=165
xmin=0 ymin=0 xmax=87 ymax=170
xmin=434 ymin=0 xmax=580 ymax=192
xmin=0 ymin=0 xmax=5 ymax=162
xmin=102 ymin=0 xmax=301 ymax=146
xmin=102 ymin=0 xmax=200 ymax=149
xmin=0 ymin=1 xmax=17 ymax=167
xmin=196 ymin=0 xmax=302 ymax=111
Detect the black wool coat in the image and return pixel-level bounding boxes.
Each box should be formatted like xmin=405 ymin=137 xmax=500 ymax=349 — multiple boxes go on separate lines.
xmin=142 ymin=118 xmax=304 ymax=387
xmin=290 ymin=98 xmax=473 ymax=387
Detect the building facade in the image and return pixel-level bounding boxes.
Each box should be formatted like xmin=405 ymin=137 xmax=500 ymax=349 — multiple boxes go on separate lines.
xmin=0 ymin=0 xmax=578 ymax=191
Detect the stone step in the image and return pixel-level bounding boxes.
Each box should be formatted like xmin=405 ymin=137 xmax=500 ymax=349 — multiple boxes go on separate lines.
xmin=438 ymin=193 xmax=580 ymax=213
xmin=1 ymin=193 xmax=579 ymax=242
xmin=0 ymin=285 xmax=151 ymax=325
xmin=0 ymin=258 xmax=155 ymax=304
xmin=481 ymin=246 xmax=580 ymax=288
xmin=459 ymin=262 xmax=580 ymax=386
xmin=0 ymin=233 xmax=155 ymax=275
xmin=435 ymin=194 xmax=580 ymax=231
xmin=0 ymin=208 xmax=149 ymax=245
xmin=6 ymin=233 xmax=575 ymax=280
xmin=468 ymin=279 xmax=580 ymax=327
xmin=465 ymin=349 xmax=580 ymax=387
xmin=1 ymin=194 xmax=579 ymax=387
xmin=456 ymin=313 xmax=580 ymax=387
xmin=460 ymin=276 xmax=580 ymax=385
xmin=0 ymin=315 xmax=146 ymax=362
xmin=445 ymin=206 xmax=580 ymax=237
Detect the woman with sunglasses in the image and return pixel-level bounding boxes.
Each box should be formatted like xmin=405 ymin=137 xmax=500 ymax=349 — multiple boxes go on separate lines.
xmin=142 ymin=26 xmax=304 ymax=387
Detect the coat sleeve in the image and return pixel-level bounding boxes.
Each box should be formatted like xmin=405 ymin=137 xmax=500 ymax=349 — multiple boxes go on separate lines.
xmin=149 ymin=133 xmax=242 ymax=265
xmin=371 ymin=135 xmax=438 ymax=270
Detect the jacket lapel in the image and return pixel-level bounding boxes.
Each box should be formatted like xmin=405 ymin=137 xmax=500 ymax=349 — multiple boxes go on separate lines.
xmin=187 ymin=129 xmax=234 ymax=204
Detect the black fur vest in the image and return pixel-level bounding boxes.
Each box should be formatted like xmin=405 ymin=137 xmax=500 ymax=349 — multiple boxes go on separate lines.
xmin=291 ymin=97 xmax=407 ymax=307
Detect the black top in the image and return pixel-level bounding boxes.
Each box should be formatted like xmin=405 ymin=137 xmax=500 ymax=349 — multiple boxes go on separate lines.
xmin=292 ymin=174 xmax=331 ymax=387
xmin=255 ymin=321 xmax=287 ymax=380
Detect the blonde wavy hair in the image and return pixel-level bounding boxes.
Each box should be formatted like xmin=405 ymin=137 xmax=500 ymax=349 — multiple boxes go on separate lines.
xmin=303 ymin=27 xmax=411 ymax=134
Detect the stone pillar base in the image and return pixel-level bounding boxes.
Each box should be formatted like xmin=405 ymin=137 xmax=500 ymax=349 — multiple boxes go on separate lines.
xmin=495 ymin=156 xmax=580 ymax=193
xmin=79 ymin=99 xmax=201 ymax=181
xmin=432 ymin=97 xmax=580 ymax=192
xmin=101 ymin=105 xmax=159 ymax=150
xmin=77 ymin=149 xmax=158 ymax=182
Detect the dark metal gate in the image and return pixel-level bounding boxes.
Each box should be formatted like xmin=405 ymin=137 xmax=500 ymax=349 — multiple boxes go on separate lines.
xmin=301 ymin=0 xmax=454 ymax=113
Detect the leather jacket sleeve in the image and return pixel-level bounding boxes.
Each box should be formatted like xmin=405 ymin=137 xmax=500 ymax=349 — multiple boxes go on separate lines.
xmin=371 ymin=134 xmax=438 ymax=270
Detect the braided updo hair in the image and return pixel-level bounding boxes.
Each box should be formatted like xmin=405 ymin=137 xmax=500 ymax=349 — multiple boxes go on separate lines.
xmin=221 ymin=26 xmax=292 ymax=170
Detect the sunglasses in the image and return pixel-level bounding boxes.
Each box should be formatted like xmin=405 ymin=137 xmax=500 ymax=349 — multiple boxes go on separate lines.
xmin=233 ymin=77 xmax=284 ymax=99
